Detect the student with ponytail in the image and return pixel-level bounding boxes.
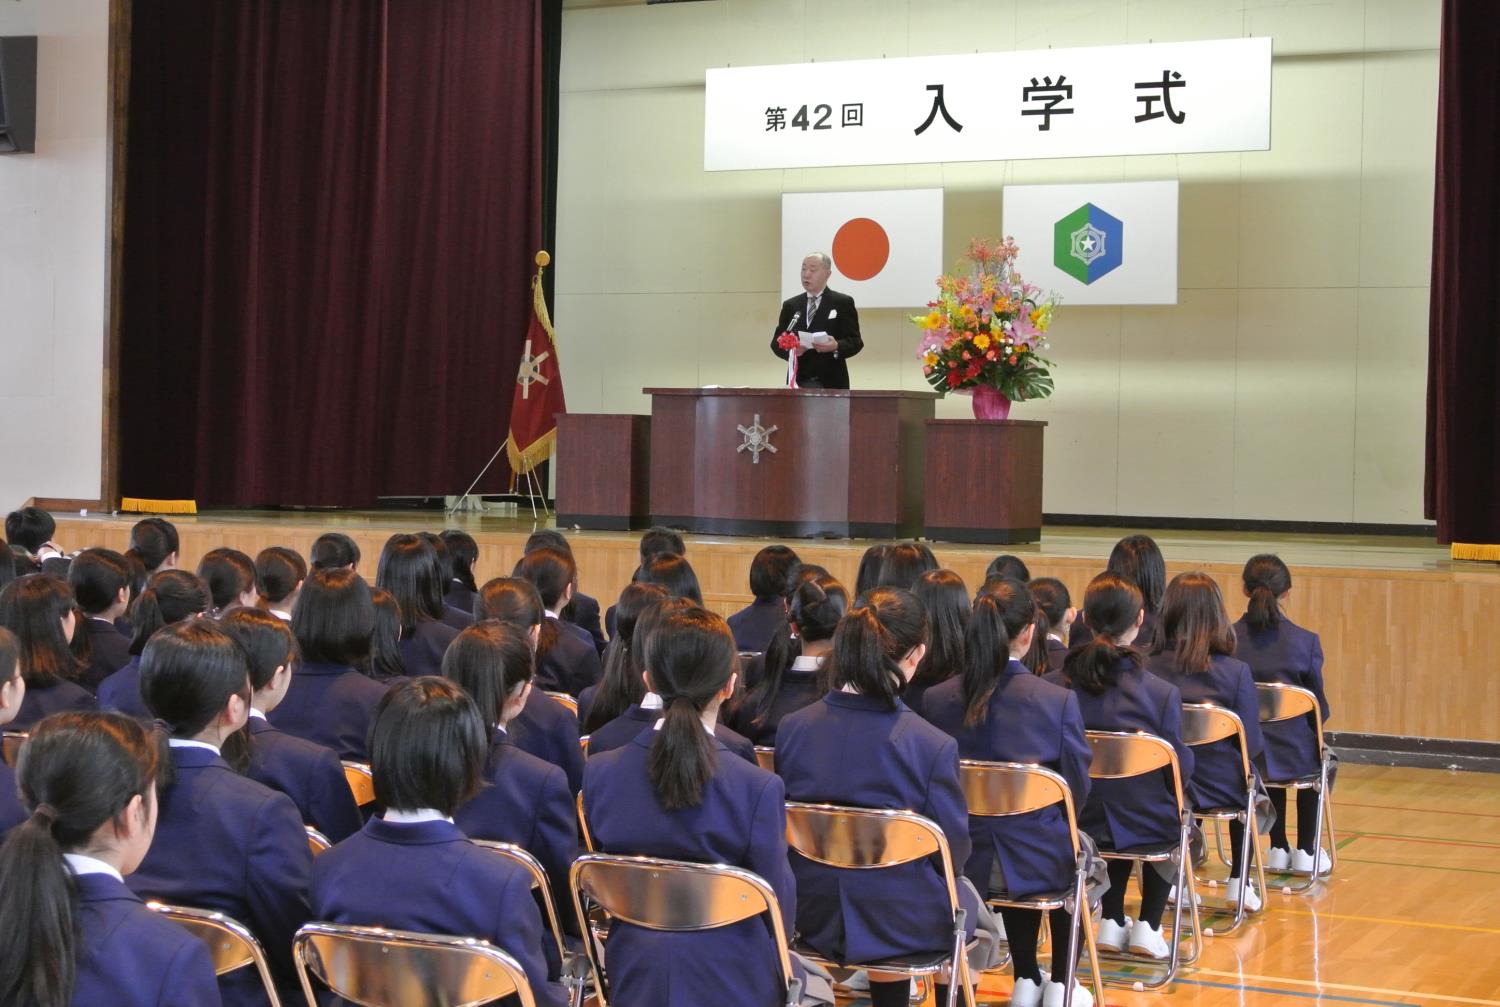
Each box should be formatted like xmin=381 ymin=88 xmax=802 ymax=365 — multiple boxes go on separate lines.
xmin=725 ymin=574 xmax=846 ymax=745
xmin=0 ymin=628 xmax=29 ymax=833
xmin=440 ymin=529 xmax=482 ymax=615
xmin=776 ymin=588 xmax=996 ymax=1007
xmin=906 ymin=569 xmax=969 ymax=717
xmin=1028 ymin=578 xmax=1075 ymax=674
xmin=309 ymin=532 xmax=360 ymax=573
xmin=583 ymin=605 xmax=804 ymax=1007
xmin=127 ymin=517 xmax=179 ymax=575
xmin=1054 ymin=573 xmax=1193 ymax=960
xmin=197 ymin=547 xmax=258 ymax=617
xmin=512 ymin=547 xmax=603 ymax=696
xmin=97 ymin=569 xmax=210 ymax=719
xmin=220 ymin=608 xmax=363 ymax=844
xmin=0 ymin=574 xmax=95 ymax=730
xmin=0 ymin=711 xmax=222 ymax=1007
xmin=578 ymin=582 xmax=668 ymax=734
xmin=68 ymin=548 xmax=134 ymax=690
xmin=129 ymin=621 xmax=312 ymax=1007
xmin=1232 ymin=554 xmax=1331 ymax=874
xmin=253 ymin=547 xmax=306 ymax=621
xmin=923 ymin=581 xmax=1093 ymax=1007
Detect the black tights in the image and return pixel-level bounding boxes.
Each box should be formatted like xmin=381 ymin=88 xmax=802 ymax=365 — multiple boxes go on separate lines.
xmin=870 ymin=979 xmax=948 ymax=1006
xmin=999 ymin=906 xmax=1077 ymax=983
xmin=1268 ymin=787 xmax=1321 ymax=853
xmin=1101 ymin=860 xmax=1170 ymax=928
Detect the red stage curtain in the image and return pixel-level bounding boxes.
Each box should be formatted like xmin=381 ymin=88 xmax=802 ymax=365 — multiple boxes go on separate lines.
xmin=119 ymin=0 xmax=549 ymax=506
xmin=1425 ymin=1 xmax=1500 ymax=544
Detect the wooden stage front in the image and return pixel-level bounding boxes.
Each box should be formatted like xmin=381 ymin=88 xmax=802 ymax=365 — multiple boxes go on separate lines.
xmin=50 ymin=509 xmax=1500 ymax=751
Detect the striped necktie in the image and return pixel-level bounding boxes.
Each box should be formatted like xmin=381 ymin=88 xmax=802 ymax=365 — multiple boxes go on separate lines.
xmin=807 ymin=294 xmax=820 ymax=325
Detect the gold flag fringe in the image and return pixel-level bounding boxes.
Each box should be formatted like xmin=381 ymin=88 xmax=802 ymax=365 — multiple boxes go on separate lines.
xmin=1451 ymin=542 xmax=1500 ymax=562
xmin=120 ymin=498 xmax=198 ymax=515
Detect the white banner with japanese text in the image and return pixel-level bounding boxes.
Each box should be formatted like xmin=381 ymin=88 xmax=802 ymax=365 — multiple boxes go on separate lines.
xmin=705 ymin=37 xmax=1270 ymax=171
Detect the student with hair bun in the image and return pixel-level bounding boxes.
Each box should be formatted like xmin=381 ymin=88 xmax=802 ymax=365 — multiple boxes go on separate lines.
xmin=197 ymin=547 xmax=258 ymax=617
xmin=1053 ymin=572 xmax=1193 ymax=961
xmin=583 ymin=605 xmax=805 ymax=1007
xmin=725 ymin=574 xmax=846 ymax=745
xmin=0 ymin=627 xmax=29 ymax=833
xmin=220 ymin=608 xmax=363 ymax=844
xmin=924 ymin=580 xmax=1092 ymax=1007
xmin=129 ymin=621 xmax=312 ymax=1007
xmin=0 ymin=574 xmax=95 ymax=730
xmin=97 ymin=570 xmax=210 ymax=719
xmin=776 ymin=587 xmax=995 ymax=1007
xmin=906 ymin=569 xmax=969 ymax=717
xmin=578 ymin=582 xmax=668 ymax=734
xmin=126 ymin=517 xmax=179 ymax=575
xmin=68 ymin=548 xmax=134 ymax=691
xmin=309 ymin=532 xmax=361 ymax=573
xmin=1028 ymin=577 xmax=1075 ymax=675
xmin=312 ymin=677 xmax=566 ymax=1007
xmin=0 ymin=711 xmax=222 ymax=1007
xmin=254 ymin=547 xmax=306 ymax=621
xmin=1232 ymin=554 xmax=1331 ymax=874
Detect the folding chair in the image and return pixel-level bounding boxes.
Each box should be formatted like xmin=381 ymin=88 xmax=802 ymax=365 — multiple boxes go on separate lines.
xmin=472 ymin=840 xmax=588 ymax=1007
xmin=304 ymin=826 xmax=332 ymax=856
xmin=294 ymin=921 xmax=537 ymax=1007
xmin=1256 ymin=683 xmax=1337 ymax=894
xmin=783 ymin=802 xmax=977 ymax=1007
xmin=1179 ymin=704 xmax=1266 ymax=934
xmin=959 ymin=760 xmax=1106 ymax=1007
xmin=1084 ymin=730 xmax=1202 ymax=990
xmin=148 ymin=902 xmax=283 ymax=1007
xmin=1 ymin=729 xmax=27 ymax=766
xmin=579 ymin=735 xmax=590 ymax=758
xmin=754 ymin=746 xmax=776 ymax=772
xmin=569 ymin=852 xmax=803 ymax=1007
xmin=340 ymin=761 xmax=375 ymax=807
xmin=545 ymin=691 xmax=579 ymax=716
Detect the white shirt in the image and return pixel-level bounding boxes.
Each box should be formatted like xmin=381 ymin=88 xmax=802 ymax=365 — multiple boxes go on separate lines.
xmin=640 ymin=692 xmax=663 ymax=711
xmin=383 ymin=808 xmax=454 ymax=825
xmin=790 ymin=655 xmax=825 ymax=671
xmin=248 ymin=708 xmax=267 ymax=721
xmin=168 ymin=738 xmax=220 ymax=754
xmin=269 ymin=609 xmax=292 ymax=622
xmin=1048 ymin=633 xmax=1065 ymax=644
xmin=64 ymin=853 xmax=124 ymax=882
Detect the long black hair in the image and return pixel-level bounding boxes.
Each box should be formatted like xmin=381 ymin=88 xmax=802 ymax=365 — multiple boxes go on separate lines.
xmin=855 ymin=544 xmax=891 ymax=598
xmin=1242 ymin=553 xmax=1292 ymax=632
xmin=0 ymin=575 xmax=85 ymax=687
xmin=310 ymin=533 xmax=361 ymax=572
xmin=743 ymin=575 xmax=846 ymax=729
xmin=644 ymin=606 xmax=737 ymax=811
xmin=961 ymin=580 xmax=1037 ymax=727
xmin=1026 ymin=577 xmax=1072 ymax=673
xmin=583 ymin=583 xmax=669 ymax=735
xmin=196 ymin=548 xmax=256 ymax=615
xmin=442 ymin=621 xmax=535 ymax=734
xmin=638 ymin=552 xmax=703 ymax=604
xmin=291 ymin=568 xmax=374 ymax=667
xmin=367 ymin=587 xmax=408 ymax=681
xmin=127 ymin=518 xmax=178 ymax=573
xmin=377 ymin=534 xmax=445 ymax=632
xmin=68 ymin=548 xmax=131 ymax=617
xmin=0 ymin=712 xmax=165 ymax=1007
xmin=1062 ymin=573 xmax=1143 ymax=696
xmin=828 ymin=587 xmax=928 ymax=710
xmin=128 ymin=570 xmax=210 ymax=657
xmin=440 ymin=531 xmax=480 ymax=594
xmin=909 ymin=569 xmax=969 ymax=691
xmin=140 ymin=621 xmax=253 ymax=772
xmin=1107 ymin=535 xmax=1165 ymax=616
xmin=876 ymin=542 xmax=938 ymax=591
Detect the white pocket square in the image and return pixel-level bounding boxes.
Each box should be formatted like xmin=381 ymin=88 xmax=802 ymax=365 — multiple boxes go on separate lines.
xmin=828 ymin=309 xmax=838 ymax=319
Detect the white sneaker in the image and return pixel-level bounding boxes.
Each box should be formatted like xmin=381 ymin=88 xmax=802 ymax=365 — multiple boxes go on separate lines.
xmin=1094 ymin=915 xmax=1131 ymax=952
xmin=1291 ymin=848 xmax=1332 ymax=875
xmin=1266 ymin=846 xmax=1292 ymax=871
xmin=1042 ymin=979 xmax=1095 ymax=1007
xmin=1010 ymin=975 xmax=1046 ymax=1007
xmin=1225 ymin=876 xmax=1263 ymax=912
xmin=1166 ymin=883 xmax=1202 ymax=905
xmin=1127 ymin=919 xmax=1171 ymax=959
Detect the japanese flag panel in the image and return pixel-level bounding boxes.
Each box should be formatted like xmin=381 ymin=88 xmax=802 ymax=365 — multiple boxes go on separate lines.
xmin=781 ymin=189 xmax=943 ymax=308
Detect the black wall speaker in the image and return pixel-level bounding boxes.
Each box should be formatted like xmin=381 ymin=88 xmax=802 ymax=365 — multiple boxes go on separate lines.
xmin=0 ymin=36 xmax=38 ymax=155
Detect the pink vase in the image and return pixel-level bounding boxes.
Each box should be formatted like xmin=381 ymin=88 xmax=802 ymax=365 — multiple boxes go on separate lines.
xmin=971 ymin=386 xmax=1012 ymax=420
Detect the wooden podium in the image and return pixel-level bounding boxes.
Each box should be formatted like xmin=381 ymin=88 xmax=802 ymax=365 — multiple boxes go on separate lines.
xmin=923 ymin=419 xmax=1046 ymax=543
xmin=645 ymin=388 xmax=937 ymax=538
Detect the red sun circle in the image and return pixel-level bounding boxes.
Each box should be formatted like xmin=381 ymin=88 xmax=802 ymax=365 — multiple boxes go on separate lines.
xmin=831 ymin=217 xmax=891 ymax=281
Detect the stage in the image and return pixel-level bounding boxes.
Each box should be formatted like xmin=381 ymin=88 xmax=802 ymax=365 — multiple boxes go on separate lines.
xmin=47 ymin=508 xmax=1500 ymax=756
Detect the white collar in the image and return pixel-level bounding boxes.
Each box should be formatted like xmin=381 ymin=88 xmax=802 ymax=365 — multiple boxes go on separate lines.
xmin=383 ymin=808 xmax=454 ymax=825
xmin=269 ymin=609 xmax=292 ymax=622
xmin=790 ymin=655 xmax=825 ymax=671
xmin=168 ymin=738 xmax=221 ymax=754
xmin=640 ymin=691 xmax=663 ymax=710
xmin=91 ymin=616 xmax=119 ymax=627
xmin=1047 ymin=632 xmax=1064 ymax=643
xmin=544 ymin=610 xmax=561 ymax=620
xmin=248 ymin=708 xmax=267 ymax=721
xmin=64 ymin=853 xmax=124 ymax=882
xmin=652 ymin=717 xmax=715 ymax=738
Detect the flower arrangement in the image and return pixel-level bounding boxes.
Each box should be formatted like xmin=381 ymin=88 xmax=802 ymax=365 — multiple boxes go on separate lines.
xmin=912 ymin=237 xmax=1060 ymax=407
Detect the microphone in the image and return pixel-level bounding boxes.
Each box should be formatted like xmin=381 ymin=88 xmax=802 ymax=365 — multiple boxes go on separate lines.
xmin=785 ymin=310 xmax=802 ymax=334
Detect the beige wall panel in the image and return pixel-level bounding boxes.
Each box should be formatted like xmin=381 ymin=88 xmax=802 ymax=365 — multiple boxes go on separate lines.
xmin=698 ymin=292 xmax=791 ymax=389
xmin=1025 ymin=307 xmax=1124 ymax=514
xmin=1118 ymin=0 xmax=1246 ymax=44
xmin=1358 ymin=50 xmax=1439 ymax=286
xmin=1362 ymin=0 xmax=1442 ymax=52
xmin=560 ymin=5 xmax=726 ymax=92
xmin=1353 ymin=288 xmax=1428 ymax=524
xmin=907 ymin=0 xmax=1018 ymax=56
xmin=1013 ymin=0 xmax=1128 ymax=48
xmin=1245 ymin=0 xmax=1366 ymax=55
xmin=555 ymin=91 xmax=612 ymax=297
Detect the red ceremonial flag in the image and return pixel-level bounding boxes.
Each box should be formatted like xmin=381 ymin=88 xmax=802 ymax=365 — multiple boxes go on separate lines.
xmin=505 ymin=252 xmax=567 ymax=477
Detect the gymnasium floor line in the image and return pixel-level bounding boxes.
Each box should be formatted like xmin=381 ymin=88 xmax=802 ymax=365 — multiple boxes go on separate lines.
xmin=1337 ymin=802 xmax=1500 ymax=820
xmin=1265 ymin=907 xmax=1500 ymax=935
xmin=1335 ymin=856 xmax=1500 ymax=877
xmin=1170 ymin=977 xmax=1412 ymax=1006
xmin=1190 ymin=969 xmax=1500 ymax=1007
xmin=1337 ymin=829 xmax=1500 ymax=849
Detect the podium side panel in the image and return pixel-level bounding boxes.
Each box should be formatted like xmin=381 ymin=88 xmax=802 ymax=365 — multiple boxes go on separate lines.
xmin=923 ymin=421 xmax=1045 ymax=543
xmin=649 ymin=396 xmax=697 ymax=520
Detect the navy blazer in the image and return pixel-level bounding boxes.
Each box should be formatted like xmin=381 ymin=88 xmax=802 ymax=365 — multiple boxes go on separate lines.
xmin=0 ymin=760 xmax=24 ymax=835
xmin=726 ymin=599 xmax=787 ymax=655
xmin=246 ymin=715 xmax=363 ymax=842
xmin=586 ymin=705 xmax=758 ymax=765
xmin=312 ymin=818 xmax=565 ymax=1007
xmin=82 ymin=617 xmax=133 ymax=693
xmin=536 ymin=620 xmax=602 ymax=697
xmin=722 ymin=667 xmax=822 ymax=747
xmin=445 ymin=581 xmax=478 ymax=618
xmin=1045 ymin=637 xmax=1068 ymax=674
xmin=97 ymin=655 xmax=148 ymax=719
xmin=442 ymin=605 xmax=475 ymax=631
xmin=923 ymin=661 xmax=1091 ymax=898
xmin=74 ymin=873 xmax=224 ymax=1007
xmin=584 ymin=730 xmax=796 ymax=1007
xmin=13 ymin=678 xmax=98 ymax=730
xmin=575 ymin=683 xmax=601 ymax=733
xmin=564 ymin=591 xmax=607 ymax=654
xmin=1145 ymin=650 xmax=1266 ymax=810
xmin=776 ymin=691 xmax=978 ymax=964
xmin=1232 ymin=616 xmax=1329 ymax=780
xmin=398 ymin=618 xmax=460 ymax=679
xmin=266 ymin=661 xmax=390 ymax=762
xmin=508 ymin=687 xmax=584 ymax=795
xmin=129 ymin=745 xmax=312 ymax=1007
xmin=1049 ymin=659 xmax=1194 ymax=850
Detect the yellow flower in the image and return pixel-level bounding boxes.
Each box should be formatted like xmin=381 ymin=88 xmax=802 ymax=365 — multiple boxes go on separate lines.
xmin=923 ymin=352 xmax=939 ymax=367
xmin=924 ymin=312 xmax=942 ymax=329
xmin=973 ymin=333 xmax=991 ymax=351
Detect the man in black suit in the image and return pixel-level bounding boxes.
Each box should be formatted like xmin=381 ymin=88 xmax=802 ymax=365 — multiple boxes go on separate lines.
xmin=769 ymin=252 xmax=863 ymax=389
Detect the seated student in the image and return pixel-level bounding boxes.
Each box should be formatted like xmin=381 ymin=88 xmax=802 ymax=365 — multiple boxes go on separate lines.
xmin=309 ymin=532 xmax=360 ymax=573
xmin=523 ymin=530 xmax=604 ymax=653
xmin=1028 ymin=578 xmax=1075 ymax=675
xmin=604 ymin=526 xmax=686 ymax=638
xmin=924 ymin=583 xmax=1093 ymax=1007
xmin=0 ymin=711 xmax=222 ymax=1007
xmin=366 ymin=587 xmax=408 ymax=681
xmin=220 ymin=609 xmax=363 ymax=844
xmin=776 ymin=587 xmax=992 ymax=1007
xmin=740 ymin=562 xmax=831 ymax=692
xmin=583 ymin=605 xmax=804 ymax=1007
xmin=1232 ymin=554 xmax=1331 ymax=875
xmin=1051 ymin=573 xmax=1193 ymax=960
xmin=1146 ymin=572 xmax=1265 ymax=910
xmin=130 ymin=621 xmax=312 ymax=1007
xmin=474 ymin=577 xmax=585 ymax=794
xmin=727 ymin=545 xmax=800 ymax=654
xmin=377 ymin=534 xmax=459 ymax=678
xmin=986 ymin=554 xmax=1032 ymax=583
xmin=1069 ymin=535 xmax=1165 ymax=653
xmin=127 ymin=517 xmax=179 ymax=576
xmin=68 ymin=548 xmax=134 ymax=692
xmin=419 ymin=532 xmax=473 ymax=631
xmin=6 ymin=505 xmax=68 ymax=575
xmin=854 ymin=543 xmax=890 ymax=599
xmin=0 ymin=545 xmax=17 ymax=592
xmin=512 ymin=548 xmax=602 ymax=697
xmin=725 ymin=575 xmax=845 ymax=746
xmin=0 ymin=627 xmax=28 ymax=833
xmin=98 ymin=571 xmax=210 ymax=719
xmin=118 ymin=552 xmax=147 ymax=635
xmin=312 ymin=678 xmax=565 ymax=1007
xmin=254 ymin=547 xmax=305 ymax=622
xmin=578 ymin=583 xmax=668 ymax=735
xmin=197 ymin=547 xmax=258 ymax=617
xmin=874 ymin=541 xmax=939 ymax=591
xmin=907 ymin=569 xmax=969 ymax=717
xmin=440 ymin=529 xmax=482 ymax=621
xmin=0 ymin=575 xmax=95 ymax=730
xmin=637 ymin=551 xmax=704 ymax=604
xmin=270 ymin=568 xmax=390 ymax=761
xmin=445 ymin=622 xmax=576 ymax=951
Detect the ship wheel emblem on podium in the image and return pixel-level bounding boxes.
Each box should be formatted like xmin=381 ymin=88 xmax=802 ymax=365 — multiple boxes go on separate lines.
xmin=736 ymin=414 xmax=778 ymax=464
